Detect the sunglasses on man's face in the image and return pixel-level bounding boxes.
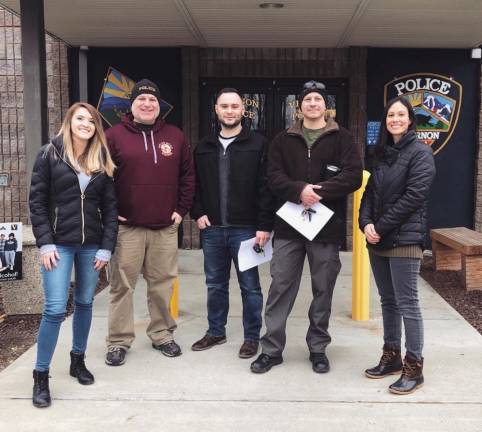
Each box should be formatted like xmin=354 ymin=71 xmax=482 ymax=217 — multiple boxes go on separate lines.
xmin=303 ymin=80 xmax=326 ymax=91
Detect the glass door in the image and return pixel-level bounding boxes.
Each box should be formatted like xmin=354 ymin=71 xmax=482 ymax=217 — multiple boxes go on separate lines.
xmin=200 ymin=78 xmax=348 ymax=140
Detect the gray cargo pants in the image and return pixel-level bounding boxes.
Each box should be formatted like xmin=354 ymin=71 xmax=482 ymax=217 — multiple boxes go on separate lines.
xmin=260 ymin=237 xmax=341 ymax=357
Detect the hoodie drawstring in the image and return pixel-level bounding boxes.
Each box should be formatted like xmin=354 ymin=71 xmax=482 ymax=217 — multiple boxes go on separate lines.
xmin=150 ymin=130 xmax=157 ymax=164
xmin=141 ymin=131 xmax=148 ymax=153
xmin=141 ymin=130 xmax=158 ymax=164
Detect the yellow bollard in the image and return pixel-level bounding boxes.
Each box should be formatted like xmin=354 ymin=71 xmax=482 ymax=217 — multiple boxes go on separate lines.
xmin=170 ymin=277 xmax=179 ymax=319
xmin=352 ymin=170 xmax=371 ymax=321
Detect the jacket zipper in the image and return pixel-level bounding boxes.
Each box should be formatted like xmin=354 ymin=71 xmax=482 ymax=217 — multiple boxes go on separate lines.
xmin=79 ymin=173 xmax=101 ymax=244
xmin=52 ymin=146 xmax=101 ymax=244
xmin=307 ymin=147 xmax=311 ymax=181
xmin=80 ymin=192 xmax=85 ymax=244
xmin=289 ymin=129 xmax=331 ymax=183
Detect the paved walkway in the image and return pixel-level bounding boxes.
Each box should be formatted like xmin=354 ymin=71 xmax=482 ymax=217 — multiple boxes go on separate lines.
xmin=0 ymin=250 xmax=481 ymax=431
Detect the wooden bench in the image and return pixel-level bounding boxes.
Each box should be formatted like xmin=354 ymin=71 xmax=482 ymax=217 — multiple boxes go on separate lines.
xmin=431 ymin=227 xmax=482 ymax=291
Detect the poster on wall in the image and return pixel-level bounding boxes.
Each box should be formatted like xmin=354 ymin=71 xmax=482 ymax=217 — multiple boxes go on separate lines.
xmin=0 ymin=222 xmax=22 ymax=281
xmin=384 ymin=73 xmax=462 ymax=155
xmin=366 ymin=121 xmax=381 ymax=146
xmin=97 ymin=67 xmax=174 ymax=127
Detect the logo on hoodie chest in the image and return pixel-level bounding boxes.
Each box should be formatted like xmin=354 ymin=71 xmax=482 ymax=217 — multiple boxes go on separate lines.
xmin=159 ymin=141 xmax=174 ymax=157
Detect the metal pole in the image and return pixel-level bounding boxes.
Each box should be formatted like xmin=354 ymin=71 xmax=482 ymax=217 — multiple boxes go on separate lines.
xmin=169 ymin=277 xmax=179 ymax=319
xmin=20 ymin=0 xmax=48 ymax=193
xmin=352 ymin=170 xmax=371 ymax=320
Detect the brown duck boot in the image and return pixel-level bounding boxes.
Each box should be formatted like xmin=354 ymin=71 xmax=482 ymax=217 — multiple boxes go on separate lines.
xmin=389 ymin=355 xmax=424 ymax=395
xmin=365 ymin=344 xmax=403 ymax=379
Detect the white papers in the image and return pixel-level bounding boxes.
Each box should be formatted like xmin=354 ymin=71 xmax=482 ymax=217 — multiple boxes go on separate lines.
xmin=276 ymin=202 xmax=334 ymax=241
xmin=238 ymin=236 xmax=273 ymax=272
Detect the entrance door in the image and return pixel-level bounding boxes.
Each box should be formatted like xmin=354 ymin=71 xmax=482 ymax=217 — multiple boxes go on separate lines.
xmin=199 ymin=78 xmax=348 ymax=140
xmin=198 ymin=78 xmax=349 ymax=249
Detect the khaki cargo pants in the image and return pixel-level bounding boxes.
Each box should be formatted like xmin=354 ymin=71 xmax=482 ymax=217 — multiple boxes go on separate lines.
xmin=106 ymin=224 xmax=178 ymax=349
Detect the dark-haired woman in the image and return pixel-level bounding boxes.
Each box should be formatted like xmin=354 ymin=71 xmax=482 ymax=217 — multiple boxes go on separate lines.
xmin=359 ymin=96 xmax=436 ymax=395
xmin=29 ymin=102 xmax=118 ymax=407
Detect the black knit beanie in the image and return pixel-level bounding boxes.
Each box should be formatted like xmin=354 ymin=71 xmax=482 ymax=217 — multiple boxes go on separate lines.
xmin=130 ymin=79 xmax=161 ymax=104
xmin=298 ymin=81 xmax=327 ymax=107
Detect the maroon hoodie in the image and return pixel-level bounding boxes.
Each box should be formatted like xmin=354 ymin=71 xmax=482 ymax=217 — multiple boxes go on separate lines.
xmin=106 ymin=114 xmax=195 ymax=228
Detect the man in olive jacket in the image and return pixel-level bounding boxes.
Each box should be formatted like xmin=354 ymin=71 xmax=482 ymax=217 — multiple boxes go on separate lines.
xmin=191 ymin=88 xmax=274 ymax=359
xmin=251 ymin=80 xmax=363 ymax=374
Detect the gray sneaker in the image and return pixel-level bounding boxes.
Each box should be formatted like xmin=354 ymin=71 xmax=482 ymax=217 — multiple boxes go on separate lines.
xmin=105 ymin=346 xmax=127 ymax=366
xmin=152 ymin=341 xmax=182 ymax=357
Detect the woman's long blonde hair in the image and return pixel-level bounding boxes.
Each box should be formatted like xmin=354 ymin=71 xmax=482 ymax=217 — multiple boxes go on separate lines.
xmin=58 ymin=102 xmax=116 ymax=177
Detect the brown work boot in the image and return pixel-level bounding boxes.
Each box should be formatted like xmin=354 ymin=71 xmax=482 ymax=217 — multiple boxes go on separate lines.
xmin=365 ymin=344 xmax=403 ymax=379
xmin=389 ymin=355 xmax=424 ymax=395
xmin=239 ymin=340 xmax=259 ymax=359
xmin=191 ymin=334 xmax=227 ymax=351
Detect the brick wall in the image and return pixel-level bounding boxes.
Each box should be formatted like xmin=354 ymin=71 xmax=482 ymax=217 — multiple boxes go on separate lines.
xmin=475 ymin=63 xmax=482 ymax=232
xmin=0 ymin=6 xmax=69 ymax=225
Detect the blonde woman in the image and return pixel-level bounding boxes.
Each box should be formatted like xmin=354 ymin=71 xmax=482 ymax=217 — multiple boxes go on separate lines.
xmin=29 ymin=102 xmax=118 ymax=408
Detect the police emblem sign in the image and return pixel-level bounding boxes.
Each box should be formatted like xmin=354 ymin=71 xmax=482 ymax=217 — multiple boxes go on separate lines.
xmin=384 ymin=73 xmax=462 ymax=155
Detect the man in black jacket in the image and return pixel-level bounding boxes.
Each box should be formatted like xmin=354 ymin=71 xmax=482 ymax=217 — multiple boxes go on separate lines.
xmin=191 ymin=88 xmax=274 ymax=359
xmin=251 ymin=81 xmax=363 ymax=374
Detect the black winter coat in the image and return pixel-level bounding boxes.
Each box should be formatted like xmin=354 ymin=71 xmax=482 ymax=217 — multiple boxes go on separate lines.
xmin=359 ymin=131 xmax=436 ymax=249
xmin=29 ymin=136 xmax=118 ymax=251
xmin=190 ymin=126 xmax=275 ymax=231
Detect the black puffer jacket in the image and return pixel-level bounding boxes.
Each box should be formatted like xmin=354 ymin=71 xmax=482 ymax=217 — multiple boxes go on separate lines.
xmin=359 ymin=131 xmax=436 ymax=249
xmin=29 ymin=136 xmax=118 ymax=251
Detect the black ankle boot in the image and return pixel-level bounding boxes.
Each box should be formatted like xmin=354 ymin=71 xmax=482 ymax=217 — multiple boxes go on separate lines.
xmin=70 ymin=351 xmax=94 ymax=385
xmin=365 ymin=344 xmax=403 ymax=379
xmin=33 ymin=370 xmax=51 ymax=408
xmin=389 ymin=355 xmax=424 ymax=395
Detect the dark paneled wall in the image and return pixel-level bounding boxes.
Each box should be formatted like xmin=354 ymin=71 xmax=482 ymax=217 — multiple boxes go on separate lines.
xmin=367 ymin=48 xmax=479 ymax=236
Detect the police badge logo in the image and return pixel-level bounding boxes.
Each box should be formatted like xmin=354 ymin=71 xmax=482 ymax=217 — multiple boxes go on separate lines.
xmin=384 ymin=73 xmax=462 ymax=155
xmin=159 ymin=141 xmax=173 ymax=157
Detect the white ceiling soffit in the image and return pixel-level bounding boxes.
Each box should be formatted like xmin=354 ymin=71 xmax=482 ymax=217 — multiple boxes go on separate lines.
xmin=1 ymin=0 xmax=482 ymax=48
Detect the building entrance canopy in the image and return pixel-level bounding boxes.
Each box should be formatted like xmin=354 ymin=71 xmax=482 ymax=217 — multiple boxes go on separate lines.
xmin=1 ymin=0 xmax=482 ymax=49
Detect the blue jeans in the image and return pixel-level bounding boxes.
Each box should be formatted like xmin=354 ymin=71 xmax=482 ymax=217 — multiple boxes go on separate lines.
xmin=369 ymin=253 xmax=424 ymax=360
xmin=35 ymin=245 xmax=100 ymax=372
xmin=201 ymin=227 xmax=263 ymax=341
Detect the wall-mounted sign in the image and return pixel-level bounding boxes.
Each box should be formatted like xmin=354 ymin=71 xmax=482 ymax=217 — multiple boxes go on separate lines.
xmin=97 ymin=67 xmax=173 ymax=127
xmin=0 ymin=222 xmax=22 ymax=281
xmin=366 ymin=121 xmax=381 ymax=146
xmin=384 ymin=73 xmax=462 ymax=155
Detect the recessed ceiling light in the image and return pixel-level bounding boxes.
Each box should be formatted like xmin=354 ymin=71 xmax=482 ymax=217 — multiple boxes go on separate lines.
xmin=259 ymin=3 xmax=284 ymax=9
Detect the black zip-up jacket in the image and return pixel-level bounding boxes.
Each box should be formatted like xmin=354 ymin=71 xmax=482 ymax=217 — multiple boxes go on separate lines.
xmin=190 ymin=126 xmax=275 ymax=231
xmin=29 ymin=136 xmax=118 ymax=251
xmin=268 ymin=118 xmax=363 ymax=244
xmin=359 ymin=130 xmax=436 ymax=249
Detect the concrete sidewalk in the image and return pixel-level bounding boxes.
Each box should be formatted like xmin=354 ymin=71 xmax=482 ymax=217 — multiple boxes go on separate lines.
xmin=0 ymin=250 xmax=481 ymax=431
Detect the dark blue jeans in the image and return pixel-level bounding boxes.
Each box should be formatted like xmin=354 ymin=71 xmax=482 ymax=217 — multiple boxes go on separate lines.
xmin=201 ymin=226 xmax=263 ymax=341
xmin=35 ymin=245 xmax=100 ymax=372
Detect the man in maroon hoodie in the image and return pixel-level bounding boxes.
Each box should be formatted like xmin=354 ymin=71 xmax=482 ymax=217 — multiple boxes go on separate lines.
xmin=105 ymin=79 xmax=195 ymax=366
